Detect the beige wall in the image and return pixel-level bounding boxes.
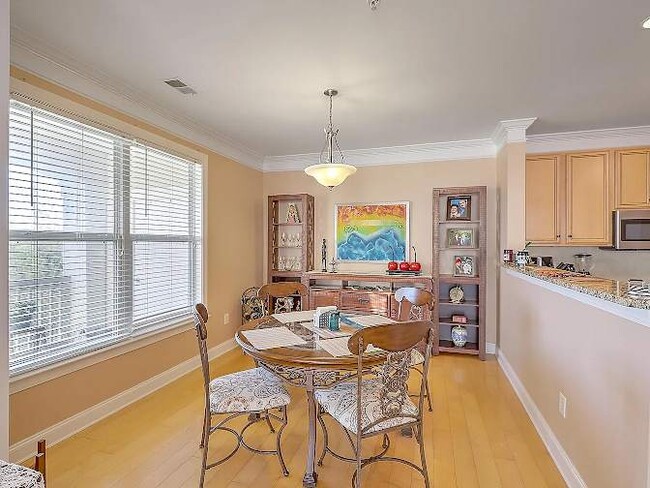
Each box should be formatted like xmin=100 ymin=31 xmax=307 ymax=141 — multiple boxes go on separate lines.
xmin=1 ymin=0 xmax=10 ymax=459
xmin=263 ymin=159 xmax=500 ymax=344
xmin=8 ymin=68 xmax=264 ymax=444
xmin=500 ymin=269 xmax=650 ymax=488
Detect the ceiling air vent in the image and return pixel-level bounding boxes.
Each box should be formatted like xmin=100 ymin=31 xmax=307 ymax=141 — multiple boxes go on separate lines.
xmin=163 ymin=78 xmax=197 ymax=95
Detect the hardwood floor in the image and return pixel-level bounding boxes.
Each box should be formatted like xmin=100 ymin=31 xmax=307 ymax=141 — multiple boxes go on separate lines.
xmin=41 ymin=350 xmax=566 ymax=487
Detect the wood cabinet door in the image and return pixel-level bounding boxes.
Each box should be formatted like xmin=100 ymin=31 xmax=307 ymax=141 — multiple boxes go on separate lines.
xmin=525 ymin=155 xmax=561 ymax=244
xmin=566 ymin=151 xmax=612 ymax=245
xmin=615 ymin=150 xmax=650 ymax=208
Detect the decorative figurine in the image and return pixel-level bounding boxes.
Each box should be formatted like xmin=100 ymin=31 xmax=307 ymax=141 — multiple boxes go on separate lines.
xmin=279 ymin=232 xmax=287 ymax=247
xmin=286 ymin=203 xmax=301 ymax=224
xmin=321 ymin=239 xmax=328 ymax=272
xmin=328 ymin=258 xmax=338 ymax=273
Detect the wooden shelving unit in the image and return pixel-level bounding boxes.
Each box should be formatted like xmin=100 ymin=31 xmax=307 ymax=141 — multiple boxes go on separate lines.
xmin=433 ymin=186 xmax=487 ymax=360
xmin=268 ymin=194 xmax=314 ymax=283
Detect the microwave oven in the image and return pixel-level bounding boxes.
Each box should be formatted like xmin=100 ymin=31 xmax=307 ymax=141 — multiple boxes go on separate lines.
xmin=612 ymin=209 xmax=650 ymax=250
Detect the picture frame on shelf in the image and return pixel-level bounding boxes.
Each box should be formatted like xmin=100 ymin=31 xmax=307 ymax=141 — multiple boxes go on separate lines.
xmin=446 ymin=228 xmax=475 ymax=248
xmin=453 ymin=255 xmax=477 ymax=277
xmin=446 ymin=196 xmax=471 ymax=221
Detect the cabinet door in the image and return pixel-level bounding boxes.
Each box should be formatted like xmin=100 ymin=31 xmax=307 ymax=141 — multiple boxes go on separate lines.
xmin=526 ymin=155 xmax=561 ymax=244
xmin=566 ymin=152 xmax=612 ymax=245
xmin=310 ymin=289 xmax=340 ymax=308
xmin=615 ymin=150 xmax=650 ymax=208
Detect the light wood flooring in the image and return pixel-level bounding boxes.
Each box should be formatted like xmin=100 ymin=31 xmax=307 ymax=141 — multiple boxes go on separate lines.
xmin=40 ymin=350 xmax=566 ymax=487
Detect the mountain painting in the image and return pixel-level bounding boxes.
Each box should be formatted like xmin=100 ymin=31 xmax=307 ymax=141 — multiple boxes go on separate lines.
xmin=335 ymin=202 xmax=409 ymax=262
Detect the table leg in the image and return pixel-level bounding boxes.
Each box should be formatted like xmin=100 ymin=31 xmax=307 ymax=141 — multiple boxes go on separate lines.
xmin=303 ymin=374 xmax=318 ymax=487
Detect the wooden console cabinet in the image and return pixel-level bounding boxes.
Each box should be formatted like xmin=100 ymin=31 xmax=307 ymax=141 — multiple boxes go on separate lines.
xmin=300 ymin=272 xmax=433 ymax=320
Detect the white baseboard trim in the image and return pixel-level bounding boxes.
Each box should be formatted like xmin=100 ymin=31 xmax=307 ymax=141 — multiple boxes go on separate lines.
xmin=9 ymin=338 xmax=238 ymax=463
xmin=486 ymin=342 xmax=497 ymax=355
xmin=497 ymin=350 xmax=587 ymax=488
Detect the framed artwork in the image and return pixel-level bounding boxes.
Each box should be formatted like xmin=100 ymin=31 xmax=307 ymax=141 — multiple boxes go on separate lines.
xmin=446 ymin=196 xmax=471 ymax=221
xmin=446 ymin=228 xmax=476 ymax=248
xmin=453 ymin=255 xmax=477 ymax=277
xmin=286 ymin=203 xmax=301 ymax=223
xmin=335 ymin=202 xmax=409 ymax=262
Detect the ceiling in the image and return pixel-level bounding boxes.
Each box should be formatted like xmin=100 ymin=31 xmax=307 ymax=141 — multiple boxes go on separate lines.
xmin=9 ymin=0 xmax=650 ymax=162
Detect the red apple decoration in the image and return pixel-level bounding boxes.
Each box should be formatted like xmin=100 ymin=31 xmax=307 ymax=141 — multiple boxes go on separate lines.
xmin=409 ymin=246 xmax=421 ymax=271
xmin=399 ymin=261 xmax=410 ymax=271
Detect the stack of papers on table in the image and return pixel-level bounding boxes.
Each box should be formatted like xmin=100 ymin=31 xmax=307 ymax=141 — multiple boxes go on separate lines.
xmin=241 ymin=326 xmax=307 ymax=350
xmin=272 ymin=310 xmax=315 ymax=323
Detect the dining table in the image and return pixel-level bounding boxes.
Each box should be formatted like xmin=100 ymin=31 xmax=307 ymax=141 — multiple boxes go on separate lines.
xmin=235 ymin=311 xmax=393 ymax=488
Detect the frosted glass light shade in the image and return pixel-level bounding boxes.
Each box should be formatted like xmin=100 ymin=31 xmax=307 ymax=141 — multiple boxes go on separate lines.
xmin=304 ymin=163 xmax=357 ymax=189
xmin=644 ymin=16 xmax=650 ymax=28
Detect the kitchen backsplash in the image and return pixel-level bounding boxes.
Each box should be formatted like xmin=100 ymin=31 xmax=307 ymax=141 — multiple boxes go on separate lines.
xmin=528 ymin=246 xmax=650 ymax=281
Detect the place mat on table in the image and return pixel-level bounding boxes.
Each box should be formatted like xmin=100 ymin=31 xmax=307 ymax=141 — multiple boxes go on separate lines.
xmin=342 ymin=315 xmax=396 ymax=327
xmin=272 ymin=310 xmax=315 ymax=323
xmin=318 ymin=336 xmax=382 ymax=357
xmin=241 ymin=326 xmax=307 ymax=350
xmin=302 ymin=322 xmax=351 ymax=339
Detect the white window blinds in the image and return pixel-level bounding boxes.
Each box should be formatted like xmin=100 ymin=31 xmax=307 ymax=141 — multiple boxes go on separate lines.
xmin=8 ymin=99 xmax=202 ymax=375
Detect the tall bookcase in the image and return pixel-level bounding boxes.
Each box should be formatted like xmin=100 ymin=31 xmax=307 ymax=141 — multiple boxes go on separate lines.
xmin=432 ymin=186 xmax=487 ymax=360
xmin=268 ymin=194 xmax=314 ymax=282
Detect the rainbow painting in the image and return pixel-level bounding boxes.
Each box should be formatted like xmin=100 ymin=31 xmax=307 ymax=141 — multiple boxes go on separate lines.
xmin=334 ymin=202 xmax=409 ymax=262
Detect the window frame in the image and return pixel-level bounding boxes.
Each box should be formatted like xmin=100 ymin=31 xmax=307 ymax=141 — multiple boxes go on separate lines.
xmin=7 ymin=95 xmax=206 ymax=380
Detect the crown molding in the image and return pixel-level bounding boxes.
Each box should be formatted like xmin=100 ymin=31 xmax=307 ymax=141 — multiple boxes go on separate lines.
xmin=9 ymin=27 xmax=264 ymax=170
xmin=527 ymin=125 xmax=650 ymax=154
xmin=263 ymin=137 xmax=496 ymax=172
xmin=492 ymin=117 xmax=537 ymax=149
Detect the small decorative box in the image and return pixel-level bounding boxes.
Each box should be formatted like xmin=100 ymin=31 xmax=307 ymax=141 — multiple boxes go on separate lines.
xmin=451 ymin=314 xmax=468 ymax=324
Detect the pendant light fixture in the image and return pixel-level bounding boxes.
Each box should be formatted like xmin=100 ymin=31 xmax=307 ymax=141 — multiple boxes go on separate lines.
xmin=304 ymin=89 xmax=357 ymax=190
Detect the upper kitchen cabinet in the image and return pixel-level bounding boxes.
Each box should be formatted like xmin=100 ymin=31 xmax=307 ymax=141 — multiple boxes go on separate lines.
xmin=525 ymin=155 xmax=562 ymax=244
xmin=525 ymin=151 xmax=613 ymax=246
xmin=615 ymin=149 xmax=650 ymax=208
xmin=566 ymin=151 xmax=612 ymax=246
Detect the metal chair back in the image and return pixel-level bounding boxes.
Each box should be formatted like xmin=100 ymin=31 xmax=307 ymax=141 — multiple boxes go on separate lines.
xmin=347 ymin=321 xmax=435 ymax=435
xmin=258 ymin=282 xmax=309 ymax=315
xmin=193 ymin=303 xmax=212 ymax=406
xmin=394 ymin=287 xmax=435 ymax=321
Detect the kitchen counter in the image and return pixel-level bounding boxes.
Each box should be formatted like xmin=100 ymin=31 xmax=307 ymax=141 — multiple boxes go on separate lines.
xmin=503 ymin=263 xmax=650 ymax=310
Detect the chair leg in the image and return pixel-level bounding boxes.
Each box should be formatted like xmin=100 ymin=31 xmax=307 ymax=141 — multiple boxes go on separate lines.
xmin=264 ymin=409 xmax=276 ymax=434
xmin=424 ymin=377 xmax=433 ymax=412
xmin=199 ymin=407 xmax=209 ymax=449
xmin=276 ymin=406 xmax=290 ymax=476
xmin=317 ymin=407 xmax=329 ymax=466
xmin=199 ymin=415 xmax=211 ymax=488
xmin=415 ymin=423 xmax=431 ymax=488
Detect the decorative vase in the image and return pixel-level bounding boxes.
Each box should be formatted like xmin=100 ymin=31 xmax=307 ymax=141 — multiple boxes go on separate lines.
xmin=451 ymin=325 xmax=468 ymax=347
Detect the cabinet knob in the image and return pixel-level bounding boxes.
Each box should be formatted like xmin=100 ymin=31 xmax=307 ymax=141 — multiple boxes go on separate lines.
xmin=556 ymin=235 xmax=560 ymax=238
xmin=568 ymin=234 xmax=573 ymax=238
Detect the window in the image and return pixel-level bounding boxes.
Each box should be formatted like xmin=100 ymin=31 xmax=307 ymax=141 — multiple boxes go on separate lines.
xmin=8 ymin=99 xmax=202 ymax=375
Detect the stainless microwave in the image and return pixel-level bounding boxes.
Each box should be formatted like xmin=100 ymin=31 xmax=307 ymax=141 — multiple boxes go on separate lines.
xmin=612 ymin=209 xmax=650 ymax=250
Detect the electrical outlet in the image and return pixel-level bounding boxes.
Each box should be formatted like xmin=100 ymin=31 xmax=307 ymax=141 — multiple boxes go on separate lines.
xmin=558 ymin=392 xmax=567 ymax=419
xmin=224 ymin=313 xmax=230 ymax=325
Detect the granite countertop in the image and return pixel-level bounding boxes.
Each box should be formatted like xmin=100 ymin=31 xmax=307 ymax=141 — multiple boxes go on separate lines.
xmin=503 ymin=263 xmax=650 ymax=310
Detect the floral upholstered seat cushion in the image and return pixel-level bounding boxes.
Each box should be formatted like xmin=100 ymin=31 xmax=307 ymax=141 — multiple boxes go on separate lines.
xmin=0 ymin=460 xmax=45 ymax=488
xmin=315 ymin=378 xmax=419 ymax=434
xmin=409 ymin=349 xmax=425 ymax=366
xmin=209 ymin=367 xmax=291 ymax=414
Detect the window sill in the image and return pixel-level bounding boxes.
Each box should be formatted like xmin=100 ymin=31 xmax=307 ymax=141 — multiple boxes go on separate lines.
xmin=9 ymin=317 xmax=196 ymax=394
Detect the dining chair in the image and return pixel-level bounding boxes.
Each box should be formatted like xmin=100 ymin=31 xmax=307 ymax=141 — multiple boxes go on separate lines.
xmin=394 ymin=287 xmax=435 ymax=412
xmin=315 ymin=320 xmax=436 ymax=488
xmin=258 ymin=282 xmax=309 ymax=315
xmin=193 ymin=303 xmax=291 ymax=487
